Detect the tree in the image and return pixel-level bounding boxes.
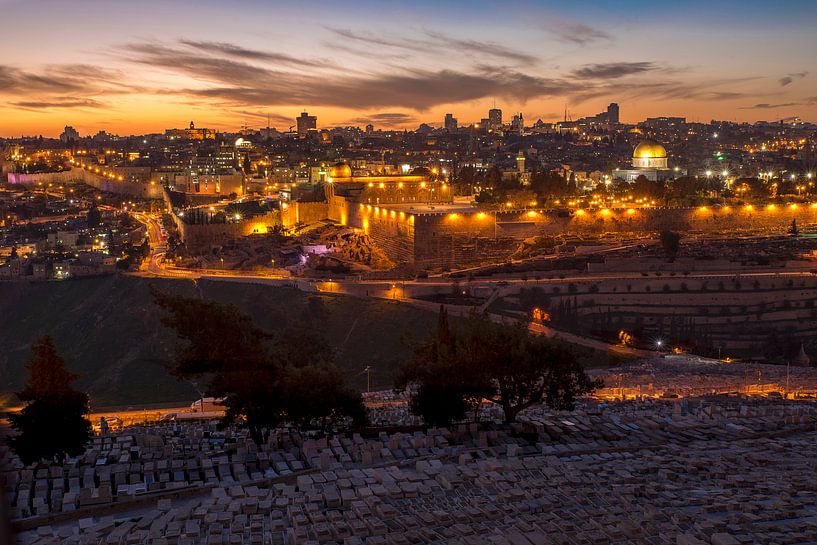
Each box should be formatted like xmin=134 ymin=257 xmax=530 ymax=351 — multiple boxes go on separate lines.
xmin=530 ymin=170 xmax=569 ymax=200
xmin=395 ymin=307 xmax=487 ymax=426
xmin=152 ymin=289 xmax=365 ymax=443
xmin=281 ymin=362 xmax=366 ymax=432
xmin=456 ymin=165 xmax=477 ymax=194
xmin=86 ymin=201 xmax=101 ymax=228
xmin=660 ymin=230 xmax=681 ymax=260
xmin=632 ymin=175 xmax=665 ymax=199
xmin=9 ymin=336 xmax=91 ymax=465
xmin=153 ymin=288 xmax=282 ymax=444
xmin=276 ymin=320 xmax=366 ymax=432
xmin=396 ymin=308 xmax=600 ymax=425
xmin=455 ymin=312 xmax=600 ymax=422
xmin=506 ymin=189 xmax=538 ymax=208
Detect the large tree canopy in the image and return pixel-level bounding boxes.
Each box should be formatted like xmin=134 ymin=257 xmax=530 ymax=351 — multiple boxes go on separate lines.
xmin=9 ymin=336 xmax=91 ymax=465
xmin=152 ymin=289 xmax=366 ymax=443
xmin=397 ymin=308 xmax=601 ymax=426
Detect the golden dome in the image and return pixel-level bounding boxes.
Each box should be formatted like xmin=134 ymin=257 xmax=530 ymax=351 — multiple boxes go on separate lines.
xmin=633 ymin=141 xmax=667 ymax=159
xmin=328 ymin=162 xmax=352 ymax=179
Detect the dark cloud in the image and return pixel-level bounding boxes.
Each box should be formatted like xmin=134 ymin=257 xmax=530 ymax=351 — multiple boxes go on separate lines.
xmin=423 ymin=31 xmax=538 ymax=65
xmin=321 ymin=42 xmax=411 ymax=61
xmin=545 ymin=23 xmax=612 ymax=46
xmin=0 ymin=64 xmax=132 ymax=112
xmin=122 ymin=43 xmax=277 ymax=83
xmin=179 ymin=40 xmax=328 ymax=68
xmin=572 ymin=62 xmax=657 ymax=80
xmin=570 ymin=77 xmax=757 ymax=105
xmin=118 ymin=41 xmax=567 ymax=110
xmin=345 ymin=112 xmax=416 ymax=126
xmin=328 ymin=28 xmax=407 ymax=50
xmin=741 ymin=97 xmax=817 ymax=109
xmin=0 ymin=65 xmax=90 ymax=94
xmin=326 ymin=28 xmax=537 ymax=65
xmin=179 ymin=68 xmax=567 ymax=110
xmin=11 ymin=98 xmax=106 ymax=110
xmin=232 ymin=110 xmax=294 ymax=125
xmin=779 ymin=72 xmax=807 ymax=86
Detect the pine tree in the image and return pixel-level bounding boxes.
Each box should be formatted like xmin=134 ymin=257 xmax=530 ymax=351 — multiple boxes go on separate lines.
xmin=9 ymin=336 xmax=91 ymax=465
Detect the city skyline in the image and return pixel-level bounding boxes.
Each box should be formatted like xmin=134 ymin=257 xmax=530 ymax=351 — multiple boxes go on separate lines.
xmin=1 ymin=0 xmax=816 ymax=137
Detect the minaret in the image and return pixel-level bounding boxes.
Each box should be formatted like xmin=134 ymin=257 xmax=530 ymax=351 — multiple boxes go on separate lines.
xmin=516 ymin=152 xmax=525 ymax=174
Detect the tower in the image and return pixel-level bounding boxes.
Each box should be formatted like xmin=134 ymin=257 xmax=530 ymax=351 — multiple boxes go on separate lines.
xmin=488 ymin=108 xmax=502 ymax=131
xmin=296 ymin=111 xmax=317 ymax=137
xmin=607 ymin=103 xmax=620 ymax=125
xmin=516 ymin=152 xmax=525 ymax=174
xmin=511 ymin=113 xmax=524 ymax=133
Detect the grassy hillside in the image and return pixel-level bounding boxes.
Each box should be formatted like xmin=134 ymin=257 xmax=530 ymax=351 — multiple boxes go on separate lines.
xmin=0 ymin=276 xmax=439 ymax=408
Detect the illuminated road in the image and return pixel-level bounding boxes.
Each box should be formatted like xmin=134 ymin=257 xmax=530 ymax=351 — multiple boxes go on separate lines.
xmin=133 ymin=212 xmax=170 ymax=275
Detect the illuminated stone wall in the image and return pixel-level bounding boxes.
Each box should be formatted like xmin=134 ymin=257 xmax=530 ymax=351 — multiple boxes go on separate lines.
xmin=177 ymin=210 xmax=281 ymax=252
xmin=8 ymin=168 xmax=164 ymax=199
xmin=355 ymin=204 xmax=415 ymax=264
xmin=326 ymin=176 xmax=453 ymax=206
xmin=403 ymin=205 xmax=817 ymax=269
xmin=303 ymin=172 xmax=817 ymax=269
xmin=282 ymin=201 xmax=328 ymax=227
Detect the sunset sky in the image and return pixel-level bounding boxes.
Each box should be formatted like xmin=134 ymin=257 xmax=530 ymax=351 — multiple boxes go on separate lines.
xmin=1 ymin=0 xmax=815 ymax=137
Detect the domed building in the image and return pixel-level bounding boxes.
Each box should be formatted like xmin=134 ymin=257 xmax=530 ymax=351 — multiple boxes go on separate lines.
xmin=632 ymin=141 xmax=668 ymax=169
xmin=328 ymin=162 xmax=352 ymax=180
xmin=617 ymin=140 xmax=678 ymax=183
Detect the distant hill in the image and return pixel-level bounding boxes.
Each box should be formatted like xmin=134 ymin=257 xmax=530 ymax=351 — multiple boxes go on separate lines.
xmin=0 ymin=276 xmax=439 ymax=409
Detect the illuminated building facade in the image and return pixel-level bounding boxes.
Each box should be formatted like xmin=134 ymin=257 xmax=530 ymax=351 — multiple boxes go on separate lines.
xmin=617 ymin=140 xmax=677 ymax=183
xmin=164 ymin=121 xmax=217 ymax=140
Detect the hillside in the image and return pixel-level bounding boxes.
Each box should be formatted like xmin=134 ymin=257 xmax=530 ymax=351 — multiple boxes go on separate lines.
xmin=0 ymin=276 xmax=440 ymax=408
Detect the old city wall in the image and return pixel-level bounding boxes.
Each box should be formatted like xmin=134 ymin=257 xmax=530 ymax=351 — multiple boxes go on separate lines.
xmin=409 ymin=206 xmax=817 ymax=269
xmin=281 ymin=201 xmax=329 ymax=227
xmin=529 ymin=205 xmax=817 ymax=235
xmin=7 ymin=170 xmax=77 ymax=186
xmin=178 ymin=210 xmax=281 ymax=252
xmin=414 ymin=213 xmax=512 ymax=269
xmin=8 ymin=168 xmax=164 ymax=199
xmin=355 ymin=204 xmax=414 ymax=263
